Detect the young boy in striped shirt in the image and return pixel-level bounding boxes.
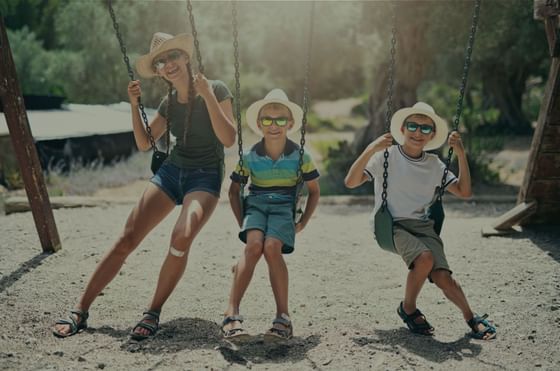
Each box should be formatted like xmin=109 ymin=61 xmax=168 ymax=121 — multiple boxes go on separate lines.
xmin=222 ymin=89 xmax=320 ymax=342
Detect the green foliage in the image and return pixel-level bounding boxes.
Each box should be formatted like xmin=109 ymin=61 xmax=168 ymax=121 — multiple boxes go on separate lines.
xmin=322 ymin=140 xmax=372 ymax=195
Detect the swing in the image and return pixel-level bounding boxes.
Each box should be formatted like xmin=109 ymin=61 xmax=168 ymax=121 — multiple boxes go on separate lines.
xmin=374 ymin=0 xmax=482 ymax=253
xmin=231 ymin=1 xmax=316 ymax=223
xmin=107 ymin=0 xmax=217 ymax=175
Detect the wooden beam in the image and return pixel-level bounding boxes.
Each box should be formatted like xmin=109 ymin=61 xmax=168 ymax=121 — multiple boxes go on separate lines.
xmin=0 ymin=18 xmax=61 ymax=253
xmin=491 ymin=201 xmax=537 ymax=231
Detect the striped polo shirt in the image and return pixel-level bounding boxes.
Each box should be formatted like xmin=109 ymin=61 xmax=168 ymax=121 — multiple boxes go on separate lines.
xmin=230 ymin=139 xmax=320 ymax=195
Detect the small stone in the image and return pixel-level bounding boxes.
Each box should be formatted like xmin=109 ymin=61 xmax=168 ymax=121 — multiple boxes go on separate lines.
xmin=550 ymin=305 xmax=559 ymax=311
xmin=322 ymin=359 xmax=333 ymax=366
xmin=97 ymin=363 xmax=106 ymax=369
xmin=78 ymin=356 xmax=86 ymax=362
xmin=53 ymin=351 xmax=64 ymax=357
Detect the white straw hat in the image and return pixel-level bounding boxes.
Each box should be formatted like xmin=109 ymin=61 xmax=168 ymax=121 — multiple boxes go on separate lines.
xmin=390 ymin=102 xmax=449 ymax=151
xmin=246 ymin=89 xmax=303 ymax=137
xmin=136 ymin=32 xmax=194 ymax=78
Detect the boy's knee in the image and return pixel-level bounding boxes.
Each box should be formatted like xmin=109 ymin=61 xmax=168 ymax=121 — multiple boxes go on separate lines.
xmin=431 ymin=269 xmax=454 ymax=289
xmin=263 ymin=239 xmax=283 ymax=261
xmin=244 ymin=239 xmax=264 ymax=260
xmin=413 ymin=251 xmax=434 ymax=271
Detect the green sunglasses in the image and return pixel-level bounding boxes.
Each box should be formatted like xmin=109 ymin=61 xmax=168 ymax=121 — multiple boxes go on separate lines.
xmin=405 ymin=121 xmax=435 ymax=135
xmin=260 ymin=116 xmax=290 ymax=127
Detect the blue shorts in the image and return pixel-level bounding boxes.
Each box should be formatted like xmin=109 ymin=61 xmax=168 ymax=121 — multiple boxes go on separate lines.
xmin=150 ymin=162 xmax=221 ymax=205
xmin=239 ymin=193 xmax=295 ymax=254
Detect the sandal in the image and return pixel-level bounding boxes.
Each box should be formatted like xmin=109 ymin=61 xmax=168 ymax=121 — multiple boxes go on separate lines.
xmin=264 ymin=313 xmax=293 ymax=342
xmin=467 ymin=313 xmax=496 ymax=340
xmin=222 ymin=315 xmax=250 ymax=342
xmin=130 ymin=310 xmax=160 ymax=341
xmin=397 ymin=301 xmax=434 ymax=336
xmin=52 ymin=309 xmax=89 ymax=338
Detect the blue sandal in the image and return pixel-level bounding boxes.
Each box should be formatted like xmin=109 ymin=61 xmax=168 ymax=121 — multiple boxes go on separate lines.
xmin=53 ymin=309 xmax=89 ymax=338
xmin=222 ymin=315 xmax=250 ymax=341
xmin=264 ymin=313 xmax=293 ymax=342
xmin=397 ymin=302 xmax=434 ymax=336
xmin=467 ymin=314 xmax=496 ymax=340
xmin=130 ymin=310 xmax=160 ymax=341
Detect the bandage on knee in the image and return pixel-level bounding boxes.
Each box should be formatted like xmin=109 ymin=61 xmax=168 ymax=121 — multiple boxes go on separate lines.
xmin=169 ymin=246 xmax=186 ymax=257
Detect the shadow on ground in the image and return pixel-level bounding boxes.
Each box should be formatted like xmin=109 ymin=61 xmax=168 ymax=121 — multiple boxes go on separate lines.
xmin=353 ymin=328 xmax=504 ymax=369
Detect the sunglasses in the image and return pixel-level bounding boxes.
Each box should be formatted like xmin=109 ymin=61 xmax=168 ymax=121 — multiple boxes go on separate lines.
xmin=153 ymin=50 xmax=184 ymax=70
xmin=405 ymin=121 xmax=435 ymax=135
xmin=259 ymin=117 xmax=290 ymax=127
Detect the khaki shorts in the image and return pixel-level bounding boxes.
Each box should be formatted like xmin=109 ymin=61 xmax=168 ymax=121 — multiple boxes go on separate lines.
xmin=393 ymin=219 xmax=451 ymax=276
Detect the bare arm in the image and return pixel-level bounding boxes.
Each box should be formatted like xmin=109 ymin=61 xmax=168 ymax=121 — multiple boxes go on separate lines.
xmin=445 ymin=131 xmax=472 ymax=198
xmin=295 ymin=179 xmax=320 ymax=233
xmin=127 ymin=80 xmax=167 ymax=151
xmin=228 ymin=181 xmax=243 ymax=227
xmin=195 ymin=74 xmax=236 ymax=148
xmin=344 ymin=133 xmax=393 ymax=188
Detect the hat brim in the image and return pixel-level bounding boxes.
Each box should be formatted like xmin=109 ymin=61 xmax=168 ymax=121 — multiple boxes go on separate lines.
xmin=136 ymin=34 xmax=194 ymax=79
xmin=246 ymin=98 xmax=303 ymax=137
xmin=390 ymin=107 xmax=449 ymax=151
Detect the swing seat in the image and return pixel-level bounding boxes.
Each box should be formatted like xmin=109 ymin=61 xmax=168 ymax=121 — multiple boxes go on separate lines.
xmin=427 ymin=198 xmax=445 ymax=235
xmin=374 ymin=206 xmax=396 ymax=253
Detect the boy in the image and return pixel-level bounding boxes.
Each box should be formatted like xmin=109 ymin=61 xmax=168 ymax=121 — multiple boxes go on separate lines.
xmin=222 ymin=89 xmax=320 ymax=341
xmin=345 ymin=102 xmax=496 ymax=340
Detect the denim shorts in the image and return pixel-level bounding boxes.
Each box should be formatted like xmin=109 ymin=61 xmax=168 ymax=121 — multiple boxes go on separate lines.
xmin=150 ymin=161 xmax=221 ymax=204
xmin=239 ymin=193 xmax=296 ymax=254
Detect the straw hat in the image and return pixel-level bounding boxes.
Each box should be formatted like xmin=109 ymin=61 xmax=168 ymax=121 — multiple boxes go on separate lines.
xmin=136 ymin=32 xmax=193 ymax=78
xmin=246 ymin=89 xmax=303 ymax=137
xmin=390 ymin=102 xmax=449 ymax=151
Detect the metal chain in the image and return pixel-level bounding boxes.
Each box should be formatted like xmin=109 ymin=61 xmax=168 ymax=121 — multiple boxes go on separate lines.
xmin=231 ymin=0 xmax=245 ymax=188
xmin=186 ymin=0 xmax=204 ymax=74
xmin=107 ymin=0 xmax=160 ymax=153
xmin=381 ymin=5 xmax=397 ymax=210
xmin=296 ymin=1 xmax=316 ymax=185
xmin=437 ymin=0 xmax=481 ymax=199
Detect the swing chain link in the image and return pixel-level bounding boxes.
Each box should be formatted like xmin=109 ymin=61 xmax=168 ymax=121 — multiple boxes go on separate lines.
xmin=187 ymin=0 xmax=204 ymax=74
xmin=438 ymin=0 xmax=481 ymax=199
xmin=297 ymin=1 xmax=316 ymax=185
xmin=231 ymin=0 xmax=246 ymax=191
xmin=381 ymin=6 xmax=397 ymax=209
xmin=107 ymin=0 xmax=158 ymax=153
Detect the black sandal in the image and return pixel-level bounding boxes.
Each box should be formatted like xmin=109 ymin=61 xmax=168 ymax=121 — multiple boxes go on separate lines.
xmin=53 ymin=309 xmax=89 ymax=338
xmin=467 ymin=313 xmax=496 ymax=340
xmin=130 ymin=310 xmax=160 ymax=341
xmin=222 ymin=315 xmax=250 ymax=341
xmin=397 ymin=301 xmax=434 ymax=336
xmin=264 ymin=313 xmax=293 ymax=342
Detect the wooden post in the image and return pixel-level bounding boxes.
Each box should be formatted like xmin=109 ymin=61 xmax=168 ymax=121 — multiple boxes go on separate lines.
xmin=0 ymin=17 xmax=61 ymax=252
xmin=535 ymin=0 xmax=560 ymax=56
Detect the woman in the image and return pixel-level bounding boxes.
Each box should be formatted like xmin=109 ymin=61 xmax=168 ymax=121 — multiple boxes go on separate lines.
xmin=53 ymin=32 xmax=236 ymax=340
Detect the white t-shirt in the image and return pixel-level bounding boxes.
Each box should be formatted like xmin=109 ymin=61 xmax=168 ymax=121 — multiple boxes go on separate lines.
xmin=364 ymin=145 xmax=457 ymax=221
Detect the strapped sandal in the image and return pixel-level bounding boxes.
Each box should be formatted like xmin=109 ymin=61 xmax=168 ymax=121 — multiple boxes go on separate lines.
xmin=130 ymin=310 xmax=160 ymax=341
xmin=222 ymin=315 xmax=250 ymax=342
xmin=53 ymin=309 xmax=89 ymax=338
xmin=467 ymin=313 xmax=496 ymax=340
xmin=264 ymin=313 xmax=293 ymax=342
xmin=397 ymin=301 xmax=434 ymax=336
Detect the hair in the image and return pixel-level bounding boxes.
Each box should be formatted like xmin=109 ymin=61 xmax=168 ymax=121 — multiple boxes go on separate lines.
xmin=257 ymin=103 xmax=293 ymax=120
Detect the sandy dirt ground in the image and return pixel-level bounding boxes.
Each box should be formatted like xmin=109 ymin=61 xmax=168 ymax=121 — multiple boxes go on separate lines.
xmin=1 ymin=187 xmax=559 ymax=370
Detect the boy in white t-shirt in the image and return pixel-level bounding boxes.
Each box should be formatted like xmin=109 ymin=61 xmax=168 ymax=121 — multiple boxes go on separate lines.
xmin=345 ymin=102 xmax=496 ymax=340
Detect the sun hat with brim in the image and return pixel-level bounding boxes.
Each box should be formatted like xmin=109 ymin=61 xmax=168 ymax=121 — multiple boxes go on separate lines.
xmin=390 ymin=101 xmax=449 ymax=151
xmin=136 ymin=32 xmax=194 ymax=78
xmin=246 ymin=89 xmax=303 ymax=137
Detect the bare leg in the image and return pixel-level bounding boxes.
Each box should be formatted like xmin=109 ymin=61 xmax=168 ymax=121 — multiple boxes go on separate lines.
xmin=263 ymin=238 xmax=289 ymax=318
xmin=53 ymin=184 xmax=175 ymax=336
xmin=133 ymin=191 xmax=218 ymax=336
xmin=223 ymin=230 xmax=264 ymax=333
xmin=403 ymin=251 xmax=434 ymax=327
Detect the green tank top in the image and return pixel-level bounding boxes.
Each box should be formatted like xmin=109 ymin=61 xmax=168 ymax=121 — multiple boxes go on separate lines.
xmin=157 ymin=80 xmax=232 ymax=169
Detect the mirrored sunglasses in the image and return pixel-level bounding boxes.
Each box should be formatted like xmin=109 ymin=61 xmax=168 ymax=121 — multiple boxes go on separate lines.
xmin=405 ymin=121 xmax=435 ymax=135
xmin=260 ymin=117 xmax=290 ymax=127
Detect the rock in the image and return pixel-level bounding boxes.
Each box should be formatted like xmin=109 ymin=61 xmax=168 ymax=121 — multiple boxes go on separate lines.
xmin=97 ymin=363 xmax=106 ymax=369
xmin=78 ymin=356 xmax=87 ymax=362
xmin=53 ymin=351 xmax=64 ymax=357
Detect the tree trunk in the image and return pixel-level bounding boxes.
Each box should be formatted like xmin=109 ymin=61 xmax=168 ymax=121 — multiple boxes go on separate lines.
xmin=354 ymin=2 xmax=435 ymax=152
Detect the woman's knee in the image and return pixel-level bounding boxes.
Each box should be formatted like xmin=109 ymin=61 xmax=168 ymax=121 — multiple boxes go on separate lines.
xmin=413 ymin=251 xmax=434 ymax=272
xmin=169 ymin=230 xmax=196 ymax=257
xmin=113 ymin=229 xmax=141 ymax=256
